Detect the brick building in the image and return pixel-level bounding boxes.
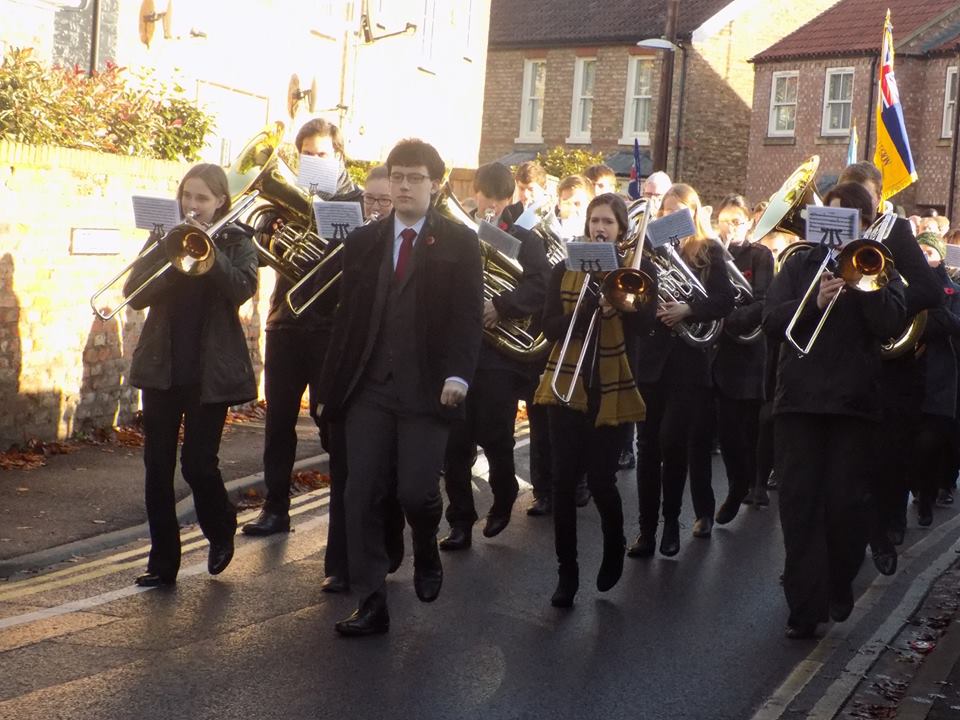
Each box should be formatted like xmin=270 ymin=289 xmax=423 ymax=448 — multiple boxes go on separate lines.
xmin=747 ymin=0 xmax=960 ymax=221
xmin=479 ymin=0 xmax=840 ymax=207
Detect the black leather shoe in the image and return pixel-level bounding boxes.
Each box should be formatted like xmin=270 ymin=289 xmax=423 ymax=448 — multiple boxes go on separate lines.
xmin=785 ymin=623 xmax=817 ymax=639
xmin=335 ymin=592 xmax=389 ymax=637
xmin=660 ymin=518 xmax=680 ymax=557
xmin=413 ymin=539 xmax=443 ymax=603
xmin=241 ymin=509 xmax=290 ymax=536
xmin=627 ymin=532 xmax=656 ymax=558
xmin=597 ymin=536 xmax=626 ymax=592
xmin=618 ymin=449 xmax=636 ymax=470
xmin=871 ymin=547 xmax=897 ymax=576
xmin=829 ymin=585 xmax=854 ymax=622
xmin=575 ymin=480 xmax=591 ymax=508
xmin=918 ymin=501 xmax=933 ymax=527
xmin=551 ymin=565 xmax=579 ymax=608
xmin=208 ymin=536 xmax=235 ymax=575
xmin=888 ymin=526 xmax=906 ymax=546
xmin=527 ymin=496 xmax=552 ymax=516
xmin=692 ymin=516 xmax=713 ymax=538
xmin=321 ymin=575 xmax=349 ymax=593
xmin=483 ymin=513 xmax=511 ymax=538
xmin=715 ymin=499 xmax=742 ymax=525
xmin=134 ymin=572 xmax=175 ymax=587
xmin=439 ymin=526 xmax=472 ymax=551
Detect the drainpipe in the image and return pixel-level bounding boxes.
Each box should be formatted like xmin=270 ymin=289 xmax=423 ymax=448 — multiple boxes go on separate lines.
xmin=948 ymin=49 xmax=960 ymax=223
xmin=673 ymin=42 xmax=688 ymax=180
xmin=88 ymin=0 xmax=102 ymax=76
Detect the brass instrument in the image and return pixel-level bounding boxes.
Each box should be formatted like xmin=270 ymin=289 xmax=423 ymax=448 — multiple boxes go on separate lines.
xmin=722 ymin=249 xmax=763 ymax=344
xmin=90 ymin=194 xmax=259 ymax=321
xmin=784 ymin=239 xmax=894 ymax=356
xmin=434 ymin=184 xmax=550 ymax=361
xmin=647 ymin=241 xmax=724 ymax=347
xmin=531 ymin=204 xmax=568 ymax=266
xmin=226 ymin=122 xmax=343 ymax=317
xmin=752 ymin=155 xmax=823 ymax=243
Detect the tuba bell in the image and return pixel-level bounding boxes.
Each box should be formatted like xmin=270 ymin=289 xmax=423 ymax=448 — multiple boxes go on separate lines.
xmin=753 ymin=155 xmax=823 ymax=243
xmin=434 ymin=183 xmax=551 ymax=362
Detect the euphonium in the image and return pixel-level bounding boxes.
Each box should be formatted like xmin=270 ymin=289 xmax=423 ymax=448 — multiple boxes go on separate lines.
xmin=722 ymin=250 xmax=763 ymax=344
xmin=647 ymin=242 xmax=724 ymax=347
xmin=433 ymin=183 xmax=550 ymax=361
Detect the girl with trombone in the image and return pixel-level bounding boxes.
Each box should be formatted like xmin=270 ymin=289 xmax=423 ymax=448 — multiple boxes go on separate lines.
xmin=629 ymin=184 xmax=735 ymax=559
xmin=123 ymin=163 xmax=259 ymax=587
xmin=533 ymin=194 xmax=656 ymax=608
xmin=762 ymin=182 xmax=907 ymax=638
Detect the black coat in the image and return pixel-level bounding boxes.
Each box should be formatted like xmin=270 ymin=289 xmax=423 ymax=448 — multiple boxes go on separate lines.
xmin=317 ymin=209 xmax=483 ymax=421
xmin=712 ymin=242 xmax=775 ymax=400
xmin=633 ymin=240 xmax=736 ymax=387
xmin=762 ymin=244 xmax=908 ymax=421
xmin=919 ymin=264 xmax=960 ymax=418
xmin=125 ymin=223 xmax=259 ymax=405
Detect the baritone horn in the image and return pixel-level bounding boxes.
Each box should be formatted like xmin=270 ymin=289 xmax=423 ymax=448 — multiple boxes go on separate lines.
xmin=90 ymin=193 xmax=259 ymax=321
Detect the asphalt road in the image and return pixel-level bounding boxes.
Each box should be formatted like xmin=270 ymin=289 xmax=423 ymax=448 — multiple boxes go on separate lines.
xmin=1 ymin=447 xmax=959 ymax=720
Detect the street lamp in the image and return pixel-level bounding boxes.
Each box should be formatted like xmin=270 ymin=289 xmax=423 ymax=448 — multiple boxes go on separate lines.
xmin=638 ymin=0 xmax=680 ymax=173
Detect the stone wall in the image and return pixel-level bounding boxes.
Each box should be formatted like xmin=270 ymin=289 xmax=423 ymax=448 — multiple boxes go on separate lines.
xmin=0 ymin=141 xmax=275 ymax=447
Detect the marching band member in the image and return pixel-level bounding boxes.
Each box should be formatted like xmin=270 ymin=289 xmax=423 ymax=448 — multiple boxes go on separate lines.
xmin=584 ymin=164 xmax=618 ymax=197
xmin=630 ymin=184 xmax=735 ymax=558
xmin=515 ymin=161 xmax=550 ymax=209
xmin=837 ymin=162 xmax=941 ymax=574
xmin=316 ymin=139 xmax=483 ymax=636
xmin=533 ymin=193 xmax=655 ymax=607
xmin=555 ymin=175 xmax=594 ymax=241
xmin=712 ymin=195 xmax=774 ymax=524
xmin=440 ymin=162 xmax=550 ymax=550
xmin=126 ymin=163 xmax=258 ymax=586
xmin=763 ymin=182 xmax=907 ymax=638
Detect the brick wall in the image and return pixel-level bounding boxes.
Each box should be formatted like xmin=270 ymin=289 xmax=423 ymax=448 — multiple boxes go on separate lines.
xmin=746 ymin=54 xmax=958 ymax=219
xmin=0 ymin=142 xmax=276 ymax=447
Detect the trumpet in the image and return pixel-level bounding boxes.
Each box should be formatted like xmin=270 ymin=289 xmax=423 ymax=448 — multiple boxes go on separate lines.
xmin=784 ymin=239 xmax=893 ymax=356
xmin=90 ymin=193 xmax=259 ymax=321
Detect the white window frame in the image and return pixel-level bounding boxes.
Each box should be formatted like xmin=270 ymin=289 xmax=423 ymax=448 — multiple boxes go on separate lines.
xmin=767 ymin=70 xmax=799 ymax=137
xmin=566 ymin=57 xmax=596 ymax=144
xmin=516 ymin=59 xmax=546 ymax=144
xmin=418 ymin=0 xmax=438 ymax=73
xmin=821 ymin=67 xmax=854 ymax=136
xmin=620 ymin=56 xmax=654 ymax=145
xmin=943 ymin=66 xmax=958 ymax=138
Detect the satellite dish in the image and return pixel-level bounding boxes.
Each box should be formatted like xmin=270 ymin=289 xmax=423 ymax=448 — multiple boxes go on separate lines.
xmin=287 ymin=74 xmax=317 ymax=119
xmin=139 ymin=0 xmax=156 ymax=47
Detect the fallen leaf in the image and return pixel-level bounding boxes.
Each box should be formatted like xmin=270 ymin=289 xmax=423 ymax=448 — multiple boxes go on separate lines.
xmin=92 ymin=520 xmax=107 ymax=525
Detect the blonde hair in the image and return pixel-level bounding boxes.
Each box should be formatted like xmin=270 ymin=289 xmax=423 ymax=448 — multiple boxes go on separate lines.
xmin=557 ymin=174 xmax=594 ymax=199
xmin=662 ymin=183 xmax=713 ymax=268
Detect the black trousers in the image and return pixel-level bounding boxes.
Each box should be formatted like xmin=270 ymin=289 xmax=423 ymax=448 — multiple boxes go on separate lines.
xmin=141 ymin=386 xmax=236 ymax=580
xmin=756 ymin=401 xmax=775 ymax=486
xmin=716 ymin=394 xmax=761 ymax=503
xmin=636 ymin=383 xmax=714 ymax=531
xmin=547 ymin=405 xmax=625 ymax=568
xmin=344 ymin=378 xmax=449 ymax=598
xmin=524 ymin=391 xmax=554 ymax=501
xmin=262 ymin=327 xmax=330 ymax=514
xmin=775 ymin=413 xmax=872 ymax=628
xmin=914 ymin=414 xmax=955 ymax=505
xmin=444 ymin=369 xmax=522 ymax=527
xmin=874 ymin=410 xmax=918 ymax=534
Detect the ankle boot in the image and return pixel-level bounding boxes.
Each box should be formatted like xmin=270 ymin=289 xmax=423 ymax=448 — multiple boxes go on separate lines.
xmin=551 ymin=563 xmax=579 ymax=608
xmin=597 ymin=535 xmax=626 ymax=592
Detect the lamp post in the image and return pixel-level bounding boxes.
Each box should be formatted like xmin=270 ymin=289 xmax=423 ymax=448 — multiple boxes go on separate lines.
xmin=639 ymin=0 xmax=680 ymax=173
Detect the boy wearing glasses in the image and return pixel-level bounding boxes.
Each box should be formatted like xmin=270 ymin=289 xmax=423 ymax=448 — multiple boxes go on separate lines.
xmin=362 ymin=165 xmax=393 ymax=220
xmin=317 ymin=139 xmax=483 ymax=636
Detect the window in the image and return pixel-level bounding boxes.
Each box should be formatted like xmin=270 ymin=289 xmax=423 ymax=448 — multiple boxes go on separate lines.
xmin=620 ymin=57 xmax=654 ymax=145
xmin=821 ymin=68 xmax=854 ymax=136
xmin=419 ymin=0 xmax=438 ymax=71
xmin=943 ymin=67 xmax=958 ymax=138
xmin=567 ymin=57 xmax=596 ymax=143
xmin=767 ymin=71 xmax=798 ymax=137
xmin=516 ymin=59 xmax=546 ymax=143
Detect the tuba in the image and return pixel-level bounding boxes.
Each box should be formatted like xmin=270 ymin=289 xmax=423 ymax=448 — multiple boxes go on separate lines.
xmin=225 ymin=122 xmax=342 ymax=316
xmin=753 ymin=155 xmax=823 ymax=243
xmin=434 ymin=183 xmax=551 ymax=362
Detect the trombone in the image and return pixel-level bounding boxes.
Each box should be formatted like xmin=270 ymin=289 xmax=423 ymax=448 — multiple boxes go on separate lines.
xmin=784 ymin=238 xmax=893 ymax=356
xmin=90 ymin=193 xmax=259 ymax=321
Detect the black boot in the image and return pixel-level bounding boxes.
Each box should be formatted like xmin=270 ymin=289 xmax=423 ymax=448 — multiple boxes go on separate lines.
xmin=241 ymin=509 xmax=290 ymax=536
xmin=597 ymin=536 xmax=626 ymax=592
xmin=551 ymin=563 xmax=579 ymax=608
xmin=335 ymin=591 xmax=389 ymax=637
xmin=660 ymin=517 xmax=680 ymax=557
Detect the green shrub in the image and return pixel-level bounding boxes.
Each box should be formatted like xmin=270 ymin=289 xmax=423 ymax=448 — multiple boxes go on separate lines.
xmin=535 ymin=145 xmax=607 ymax=179
xmin=346 ymin=159 xmax=377 ymax=187
xmin=0 ymin=47 xmax=214 ymax=162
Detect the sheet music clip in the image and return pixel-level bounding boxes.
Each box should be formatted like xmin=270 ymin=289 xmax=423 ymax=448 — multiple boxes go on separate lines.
xmin=308 ymin=183 xmax=321 ymax=197
xmin=150 ymin=223 xmax=166 ymax=242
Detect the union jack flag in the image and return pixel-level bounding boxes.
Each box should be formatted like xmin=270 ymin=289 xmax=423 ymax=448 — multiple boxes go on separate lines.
xmin=873 ymin=10 xmax=917 ymax=201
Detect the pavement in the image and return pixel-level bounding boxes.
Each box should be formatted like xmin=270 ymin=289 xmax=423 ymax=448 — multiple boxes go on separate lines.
xmin=0 ymin=410 xmax=326 ymax=576
xmin=3 ymin=419 xmax=960 ymax=718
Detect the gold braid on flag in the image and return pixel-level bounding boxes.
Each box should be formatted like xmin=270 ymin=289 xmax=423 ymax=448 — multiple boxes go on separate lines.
xmin=534 ymin=271 xmax=646 ymax=426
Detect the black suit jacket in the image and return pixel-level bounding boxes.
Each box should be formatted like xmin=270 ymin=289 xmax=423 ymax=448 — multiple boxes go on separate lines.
xmin=317 ymin=209 xmax=484 ymax=421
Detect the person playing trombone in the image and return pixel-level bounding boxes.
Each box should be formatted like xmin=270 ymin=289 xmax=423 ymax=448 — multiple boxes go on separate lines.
xmin=762 ymin=182 xmax=907 ymax=639
xmin=533 ymin=193 xmax=656 ymax=608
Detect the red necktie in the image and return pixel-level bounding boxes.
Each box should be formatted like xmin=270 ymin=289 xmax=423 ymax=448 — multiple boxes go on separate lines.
xmin=395 ymin=228 xmax=416 ymax=280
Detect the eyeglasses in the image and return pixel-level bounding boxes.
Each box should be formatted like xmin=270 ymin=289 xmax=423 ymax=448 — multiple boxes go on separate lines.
xmin=363 ymin=195 xmax=393 ymax=208
xmin=389 ymin=172 xmax=429 ymax=185
xmin=719 ymin=218 xmax=750 ymax=227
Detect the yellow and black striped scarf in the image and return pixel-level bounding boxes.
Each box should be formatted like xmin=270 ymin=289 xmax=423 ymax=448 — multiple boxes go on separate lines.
xmin=533 ymin=271 xmax=646 ymax=427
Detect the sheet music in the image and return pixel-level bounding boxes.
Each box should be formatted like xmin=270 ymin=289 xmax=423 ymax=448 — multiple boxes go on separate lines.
xmin=131 ymin=195 xmax=181 ymax=231
xmin=312 ymin=199 xmax=364 ymax=240
xmin=646 ymin=208 xmax=696 ymax=249
xmin=564 ymin=241 xmax=619 ymax=273
xmin=945 ymin=244 xmax=960 ymax=269
xmin=513 ymin=206 xmax=539 ymax=231
xmin=805 ymin=205 xmax=860 ymax=249
xmin=478 ymin=221 xmax=522 ymax=260
xmin=297 ymin=154 xmax=340 ymax=196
